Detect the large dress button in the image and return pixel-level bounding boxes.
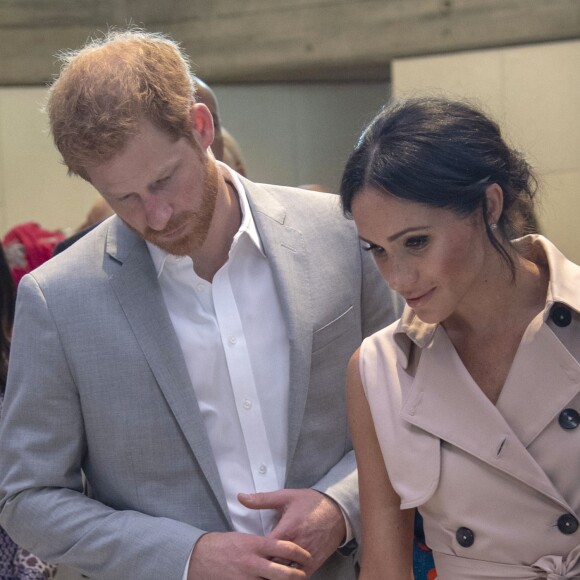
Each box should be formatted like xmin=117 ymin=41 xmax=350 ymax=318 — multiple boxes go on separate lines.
xmin=456 ymin=527 xmax=475 ymax=547
xmin=550 ymin=303 xmax=572 ymax=327
xmin=557 ymin=514 xmax=579 ymax=535
xmin=559 ymin=408 xmax=580 ymax=430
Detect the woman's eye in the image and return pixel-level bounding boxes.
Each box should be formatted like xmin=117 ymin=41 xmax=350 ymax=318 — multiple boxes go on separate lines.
xmin=405 ymin=236 xmax=428 ymax=249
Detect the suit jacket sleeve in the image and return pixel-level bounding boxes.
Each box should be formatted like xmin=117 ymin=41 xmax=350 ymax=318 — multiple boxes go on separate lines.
xmin=0 ymin=274 xmax=202 ymax=580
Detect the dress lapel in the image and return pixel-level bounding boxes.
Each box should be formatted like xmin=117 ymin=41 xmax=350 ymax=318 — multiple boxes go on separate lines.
xmin=497 ymin=311 xmax=580 ymax=448
xmin=401 ymin=325 xmax=573 ymax=511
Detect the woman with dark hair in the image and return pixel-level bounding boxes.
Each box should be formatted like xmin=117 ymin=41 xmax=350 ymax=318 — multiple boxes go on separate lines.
xmin=1 ymin=243 xmax=57 ymax=579
xmin=341 ymin=97 xmax=580 ymax=579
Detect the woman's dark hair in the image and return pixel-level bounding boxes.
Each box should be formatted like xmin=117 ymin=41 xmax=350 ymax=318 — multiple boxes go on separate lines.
xmin=0 ymin=243 xmax=16 ymax=394
xmin=340 ymin=97 xmax=538 ymax=275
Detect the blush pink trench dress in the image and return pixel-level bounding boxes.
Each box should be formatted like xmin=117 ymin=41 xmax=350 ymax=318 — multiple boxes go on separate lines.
xmin=359 ymin=236 xmax=580 ymax=579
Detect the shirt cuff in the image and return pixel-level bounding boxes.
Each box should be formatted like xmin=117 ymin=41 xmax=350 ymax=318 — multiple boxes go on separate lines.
xmin=338 ymin=503 xmax=354 ymax=547
xmin=182 ymin=546 xmax=194 ymax=580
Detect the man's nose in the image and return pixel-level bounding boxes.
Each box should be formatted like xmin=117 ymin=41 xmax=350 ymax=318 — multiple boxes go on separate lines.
xmin=143 ymin=195 xmax=173 ymax=231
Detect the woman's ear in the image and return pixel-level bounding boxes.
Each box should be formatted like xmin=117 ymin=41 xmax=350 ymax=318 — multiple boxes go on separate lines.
xmin=485 ymin=183 xmax=504 ymax=226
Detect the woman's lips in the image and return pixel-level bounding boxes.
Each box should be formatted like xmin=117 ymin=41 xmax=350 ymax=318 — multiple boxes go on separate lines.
xmin=405 ymin=288 xmax=435 ymax=309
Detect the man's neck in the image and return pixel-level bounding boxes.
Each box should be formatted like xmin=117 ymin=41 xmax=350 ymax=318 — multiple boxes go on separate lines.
xmin=190 ymin=173 xmax=242 ymax=282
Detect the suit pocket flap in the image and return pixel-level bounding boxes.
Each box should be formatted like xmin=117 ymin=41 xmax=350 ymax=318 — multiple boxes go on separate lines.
xmin=312 ymin=305 xmax=355 ymax=353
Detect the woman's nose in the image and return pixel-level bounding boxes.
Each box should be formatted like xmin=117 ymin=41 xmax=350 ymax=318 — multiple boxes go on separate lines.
xmin=383 ymin=260 xmax=417 ymax=295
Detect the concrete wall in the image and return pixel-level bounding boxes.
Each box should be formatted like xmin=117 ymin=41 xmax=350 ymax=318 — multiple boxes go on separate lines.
xmin=3 ymin=0 xmax=579 ymax=85
xmin=392 ymin=39 xmax=580 ymax=263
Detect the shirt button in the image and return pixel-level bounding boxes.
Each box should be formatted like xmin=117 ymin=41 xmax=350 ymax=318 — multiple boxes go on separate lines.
xmin=258 ymin=464 xmax=267 ymax=475
xmin=196 ymin=283 xmax=205 ymax=292
xmin=557 ymin=514 xmax=579 ymax=535
xmin=550 ymin=303 xmax=572 ymax=327
xmin=456 ymin=527 xmax=475 ymax=547
xmin=243 ymin=399 xmax=252 ymax=410
xmin=559 ymin=408 xmax=580 ymax=430
xmin=229 ymin=336 xmax=237 ymax=345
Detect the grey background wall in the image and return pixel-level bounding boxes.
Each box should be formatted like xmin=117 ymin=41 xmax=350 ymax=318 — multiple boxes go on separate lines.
xmin=215 ymin=82 xmax=390 ymax=189
xmin=0 ymin=0 xmax=579 ymax=258
xmin=0 ymin=87 xmax=96 ymax=237
xmin=0 ymin=80 xmax=390 ymax=237
xmin=392 ymin=38 xmax=580 ymax=264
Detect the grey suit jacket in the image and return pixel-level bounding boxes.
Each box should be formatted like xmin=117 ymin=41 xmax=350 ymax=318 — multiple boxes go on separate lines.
xmin=0 ymin=179 xmax=400 ymax=580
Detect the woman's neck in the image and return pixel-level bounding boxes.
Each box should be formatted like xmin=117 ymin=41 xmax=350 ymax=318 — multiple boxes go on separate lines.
xmin=443 ymin=246 xmax=548 ymax=341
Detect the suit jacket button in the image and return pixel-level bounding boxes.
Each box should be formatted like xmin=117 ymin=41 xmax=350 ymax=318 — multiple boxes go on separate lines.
xmin=456 ymin=527 xmax=475 ymax=547
xmin=550 ymin=303 xmax=572 ymax=327
xmin=557 ymin=514 xmax=579 ymax=535
xmin=559 ymin=408 xmax=580 ymax=430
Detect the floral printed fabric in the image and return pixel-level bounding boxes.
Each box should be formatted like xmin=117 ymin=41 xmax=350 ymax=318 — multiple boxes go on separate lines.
xmin=414 ymin=538 xmax=437 ymax=580
xmin=0 ymin=532 xmax=58 ymax=579
xmin=414 ymin=511 xmax=437 ymax=580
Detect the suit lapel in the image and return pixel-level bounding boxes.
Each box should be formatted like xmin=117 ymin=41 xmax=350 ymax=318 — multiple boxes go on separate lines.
xmin=105 ymin=220 xmax=231 ymax=525
xmin=401 ymin=325 xmax=573 ymax=511
xmin=244 ymin=182 xmax=313 ymax=471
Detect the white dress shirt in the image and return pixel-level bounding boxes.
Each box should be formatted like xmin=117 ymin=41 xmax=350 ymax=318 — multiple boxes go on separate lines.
xmin=147 ymin=166 xmax=290 ymax=537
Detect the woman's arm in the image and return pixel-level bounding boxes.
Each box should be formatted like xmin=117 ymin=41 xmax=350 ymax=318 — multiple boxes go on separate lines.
xmin=347 ymin=349 xmax=414 ymax=580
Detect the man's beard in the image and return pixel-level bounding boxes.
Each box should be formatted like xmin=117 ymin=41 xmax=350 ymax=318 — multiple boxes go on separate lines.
xmin=141 ymin=157 xmax=219 ymax=257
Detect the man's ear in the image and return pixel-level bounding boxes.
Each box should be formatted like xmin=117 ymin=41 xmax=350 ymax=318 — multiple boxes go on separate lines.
xmin=188 ymin=103 xmax=215 ymax=151
xmin=485 ymin=183 xmax=504 ymax=225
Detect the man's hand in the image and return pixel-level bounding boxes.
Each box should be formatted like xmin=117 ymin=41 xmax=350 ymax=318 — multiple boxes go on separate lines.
xmin=238 ymin=489 xmax=346 ymax=578
xmin=187 ymin=531 xmax=311 ymax=580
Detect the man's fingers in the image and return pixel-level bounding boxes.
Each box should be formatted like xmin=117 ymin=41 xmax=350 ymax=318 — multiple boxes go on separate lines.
xmin=264 ymin=560 xmax=308 ymax=579
xmin=188 ymin=531 xmax=312 ymax=580
xmin=238 ymin=490 xmax=287 ymax=510
xmin=266 ymin=538 xmax=312 ymax=569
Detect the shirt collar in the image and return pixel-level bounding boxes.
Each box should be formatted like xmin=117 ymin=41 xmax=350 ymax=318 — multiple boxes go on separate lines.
xmin=394 ymin=234 xmax=580 ymax=363
xmin=227 ymin=164 xmax=264 ymax=257
xmin=147 ymin=161 xmax=264 ymax=278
